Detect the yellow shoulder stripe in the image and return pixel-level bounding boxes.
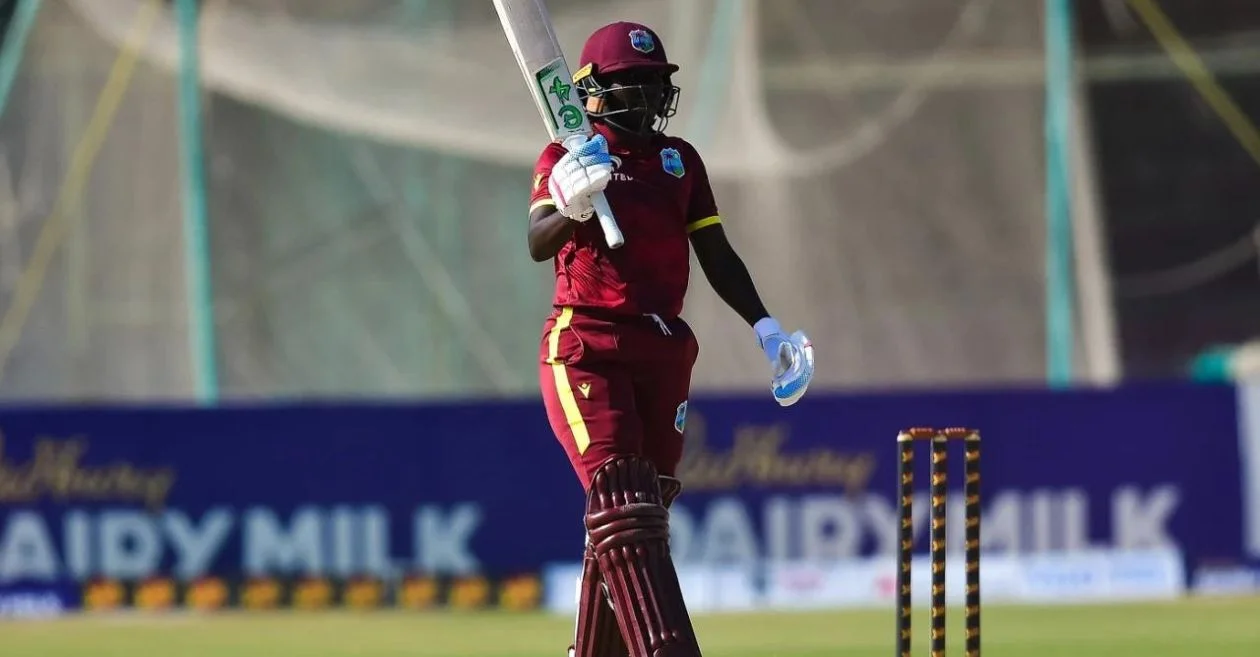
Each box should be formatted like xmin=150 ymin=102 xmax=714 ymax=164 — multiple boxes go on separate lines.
xmin=685 ymin=215 xmax=721 ymax=233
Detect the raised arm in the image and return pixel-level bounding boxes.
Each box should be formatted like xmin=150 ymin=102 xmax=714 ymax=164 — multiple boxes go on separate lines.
xmin=526 ymin=136 xmax=614 ymax=262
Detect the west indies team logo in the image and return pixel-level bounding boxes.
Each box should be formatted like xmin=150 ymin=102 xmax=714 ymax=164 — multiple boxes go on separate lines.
xmin=660 ymin=147 xmax=685 ymax=178
xmin=629 ymin=29 xmax=655 ymax=54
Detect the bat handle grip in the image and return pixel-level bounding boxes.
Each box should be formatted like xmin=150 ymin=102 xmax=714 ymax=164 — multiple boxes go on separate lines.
xmin=591 ymin=192 xmax=624 ymax=249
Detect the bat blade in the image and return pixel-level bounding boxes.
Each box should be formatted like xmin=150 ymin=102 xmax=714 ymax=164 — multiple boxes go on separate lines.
xmin=492 ymin=0 xmax=625 ymax=249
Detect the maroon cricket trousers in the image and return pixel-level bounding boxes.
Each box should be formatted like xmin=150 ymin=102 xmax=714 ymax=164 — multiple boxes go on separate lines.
xmin=539 ymin=306 xmax=699 ymax=491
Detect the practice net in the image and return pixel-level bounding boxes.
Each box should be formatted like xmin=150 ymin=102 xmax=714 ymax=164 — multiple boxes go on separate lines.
xmin=0 ymin=0 xmax=1049 ymax=400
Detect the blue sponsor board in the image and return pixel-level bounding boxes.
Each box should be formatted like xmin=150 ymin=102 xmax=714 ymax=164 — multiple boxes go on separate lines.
xmin=0 ymin=402 xmax=586 ymax=584
xmin=0 ymin=382 xmax=1251 ymax=586
xmin=667 ymin=382 xmax=1244 ymax=570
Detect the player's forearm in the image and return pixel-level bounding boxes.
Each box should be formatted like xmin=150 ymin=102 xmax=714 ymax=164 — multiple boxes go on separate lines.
xmin=528 ymin=208 xmax=578 ymax=262
xmin=696 ymin=243 xmax=770 ymax=327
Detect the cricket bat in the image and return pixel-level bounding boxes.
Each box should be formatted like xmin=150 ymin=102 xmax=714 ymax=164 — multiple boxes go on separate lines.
xmin=492 ymin=0 xmax=625 ymax=250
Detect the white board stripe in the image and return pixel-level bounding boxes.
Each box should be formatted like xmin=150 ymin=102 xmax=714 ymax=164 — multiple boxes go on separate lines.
xmin=1235 ymin=383 xmax=1260 ymax=559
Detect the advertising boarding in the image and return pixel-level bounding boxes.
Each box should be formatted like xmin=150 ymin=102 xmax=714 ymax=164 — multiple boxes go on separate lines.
xmin=0 ymin=381 xmax=1255 ymax=612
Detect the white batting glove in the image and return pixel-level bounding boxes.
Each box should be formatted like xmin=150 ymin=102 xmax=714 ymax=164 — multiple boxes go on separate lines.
xmin=754 ymin=317 xmax=815 ymax=407
xmin=548 ymin=134 xmax=613 ymax=222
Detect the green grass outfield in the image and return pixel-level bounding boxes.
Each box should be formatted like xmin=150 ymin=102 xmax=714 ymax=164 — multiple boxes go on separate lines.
xmin=5 ymin=597 xmax=1260 ymax=656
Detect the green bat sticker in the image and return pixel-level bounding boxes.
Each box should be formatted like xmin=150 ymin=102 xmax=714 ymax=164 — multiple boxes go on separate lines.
xmin=558 ymin=105 xmax=582 ymax=130
xmin=535 ymin=58 xmax=584 ymax=133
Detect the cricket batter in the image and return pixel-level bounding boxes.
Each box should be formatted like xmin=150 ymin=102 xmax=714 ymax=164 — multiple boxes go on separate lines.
xmin=527 ymin=22 xmax=814 ymax=657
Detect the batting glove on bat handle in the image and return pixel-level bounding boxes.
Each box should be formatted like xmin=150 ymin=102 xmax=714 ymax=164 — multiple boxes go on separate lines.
xmin=562 ymin=134 xmax=624 ymax=249
xmin=549 ymin=134 xmax=613 ymax=222
xmin=754 ymin=317 xmax=815 ymax=407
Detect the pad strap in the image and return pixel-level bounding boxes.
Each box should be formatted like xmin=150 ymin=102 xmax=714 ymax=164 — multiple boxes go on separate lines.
xmin=659 ymin=475 xmax=683 ymax=509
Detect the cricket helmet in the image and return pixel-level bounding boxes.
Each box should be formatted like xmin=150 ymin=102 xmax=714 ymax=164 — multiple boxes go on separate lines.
xmin=573 ymin=22 xmax=680 ymax=135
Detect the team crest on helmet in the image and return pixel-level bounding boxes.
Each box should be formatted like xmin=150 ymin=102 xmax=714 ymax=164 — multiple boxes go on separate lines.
xmin=673 ymin=400 xmax=688 ymax=434
xmin=629 ymin=29 xmax=655 ymax=54
xmin=660 ymin=148 xmax=685 ymax=178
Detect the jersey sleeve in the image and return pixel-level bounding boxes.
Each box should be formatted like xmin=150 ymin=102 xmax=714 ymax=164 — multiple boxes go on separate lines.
xmin=682 ymin=142 xmax=722 ymax=235
xmin=529 ymin=144 xmax=566 ymax=215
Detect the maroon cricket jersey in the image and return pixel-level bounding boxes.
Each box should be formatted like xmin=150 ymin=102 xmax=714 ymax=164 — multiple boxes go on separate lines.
xmin=529 ymin=122 xmax=720 ymax=318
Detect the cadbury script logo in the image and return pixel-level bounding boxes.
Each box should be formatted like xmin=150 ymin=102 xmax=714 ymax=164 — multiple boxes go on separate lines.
xmin=0 ymin=431 xmax=176 ymax=509
xmin=676 ymin=412 xmax=876 ymax=494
